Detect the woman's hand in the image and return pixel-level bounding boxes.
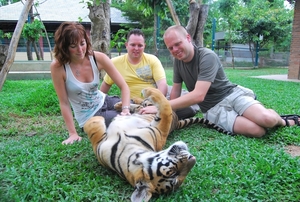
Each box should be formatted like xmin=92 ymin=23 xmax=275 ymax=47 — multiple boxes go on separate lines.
xmin=62 ymin=134 xmax=82 ymax=145
xmin=120 ymin=108 xmax=131 ymax=116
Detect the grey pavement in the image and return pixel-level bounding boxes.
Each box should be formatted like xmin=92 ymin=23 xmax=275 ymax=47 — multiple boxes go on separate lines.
xmin=251 ymin=74 xmax=300 ymax=83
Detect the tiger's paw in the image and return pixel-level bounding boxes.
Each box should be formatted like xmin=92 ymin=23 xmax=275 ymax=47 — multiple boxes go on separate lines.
xmin=141 ymin=88 xmax=168 ymax=106
xmin=132 ymin=97 xmax=144 ymax=104
xmin=114 ymin=102 xmax=123 ymax=111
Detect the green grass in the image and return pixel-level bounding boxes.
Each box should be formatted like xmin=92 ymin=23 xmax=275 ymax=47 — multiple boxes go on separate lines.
xmin=1 ymin=67 xmax=300 ymax=201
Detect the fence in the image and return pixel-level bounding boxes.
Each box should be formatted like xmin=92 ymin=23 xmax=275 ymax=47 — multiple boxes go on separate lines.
xmin=146 ymin=49 xmax=290 ymax=68
xmin=214 ymin=48 xmax=290 ymax=68
xmin=11 ymin=48 xmax=290 ymax=69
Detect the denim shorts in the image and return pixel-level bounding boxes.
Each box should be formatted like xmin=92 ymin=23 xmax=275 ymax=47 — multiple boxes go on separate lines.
xmin=203 ymin=86 xmax=261 ymax=132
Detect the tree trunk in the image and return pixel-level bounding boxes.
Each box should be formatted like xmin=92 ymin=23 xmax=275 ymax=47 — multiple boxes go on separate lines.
xmin=229 ymin=38 xmax=235 ymax=69
xmin=38 ymin=38 xmax=44 ymax=60
xmin=0 ymin=45 xmax=8 ymax=71
xmin=153 ymin=11 xmax=159 ymax=56
xmin=33 ymin=40 xmax=41 ymax=60
xmin=186 ymin=1 xmax=208 ymax=47
xmin=88 ymin=1 xmax=111 ymax=55
xmin=248 ymin=41 xmax=255 ymax=65
xmin=26 ymin=6 xmax=34 ymax=60
xmin=32 ymin=3 xmax=52 ymax=60
xmin=88 ymin=0 xmax=111 ymax=79
xmin=0 ymin=0 xmax=34 ymax=91
xmin=288 ymin=0 xmax=300 ymax=80
xmin=26 ymin=40 xmax=33 ymax=60
xmin=166 ymin=0 xmax=208 ymax=46
xmin=194 ymin=5 xmax=208 ymax=46
xmin=228 ymin=29 xmax=235 ymax=69
xmin=186 ymin=1 xmax=200 ymax=39
xmin=165 ymin=0 xmax=181 ymax=25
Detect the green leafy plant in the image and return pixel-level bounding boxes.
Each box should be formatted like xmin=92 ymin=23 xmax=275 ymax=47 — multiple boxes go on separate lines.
xmin=22 ymin=19 xmax=45 ymax=42
xmin=110 ymin=29 xmax=127 ymax=55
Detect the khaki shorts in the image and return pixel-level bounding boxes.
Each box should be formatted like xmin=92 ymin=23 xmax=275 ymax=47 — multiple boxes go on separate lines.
xmin=204 ymin=86 xmax=261 ymax=132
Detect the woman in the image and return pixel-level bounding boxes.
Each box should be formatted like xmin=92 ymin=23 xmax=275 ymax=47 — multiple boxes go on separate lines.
xmin=50 ymin=22 xmax=131 ymax=145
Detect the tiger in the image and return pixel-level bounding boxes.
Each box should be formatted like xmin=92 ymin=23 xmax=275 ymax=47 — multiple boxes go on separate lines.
xmin=84 ymin=88 xmax=197 ymax=202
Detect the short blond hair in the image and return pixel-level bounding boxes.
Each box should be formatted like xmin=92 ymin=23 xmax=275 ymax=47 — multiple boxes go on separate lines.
xmin=163 ymin=25 xmax=188 ymax=39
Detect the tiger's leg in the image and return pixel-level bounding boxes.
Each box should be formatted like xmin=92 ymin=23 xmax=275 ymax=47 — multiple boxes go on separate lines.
xmin=83 ymin=116 xmax=107 ymax=156
xmin=169 ymin=111 xmax=179 ymax=133
xmin=131 ymin=97 xmax=144 ymax=104
xmin=142 ymin=88 xmax=173 ymax=150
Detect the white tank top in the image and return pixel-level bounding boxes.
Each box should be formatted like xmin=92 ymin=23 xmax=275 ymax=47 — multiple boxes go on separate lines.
xmin=65 ymin=55 xmax=106 ymax=127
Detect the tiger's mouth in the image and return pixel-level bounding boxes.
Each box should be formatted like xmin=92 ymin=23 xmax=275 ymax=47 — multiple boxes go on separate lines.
xmin=189 ymin=155 xmax=195 ymax=160
xmin=186 ymin=155 xmax=196 ymax=170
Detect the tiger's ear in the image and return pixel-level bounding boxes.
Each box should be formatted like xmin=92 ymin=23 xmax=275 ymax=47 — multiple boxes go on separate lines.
xmin=130 ymin=181 xmax=152 ymax=202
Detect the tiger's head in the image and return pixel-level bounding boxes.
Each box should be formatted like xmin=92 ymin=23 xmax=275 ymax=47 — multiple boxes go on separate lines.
xmin=130 ymin=141 xmax=196 ymax=202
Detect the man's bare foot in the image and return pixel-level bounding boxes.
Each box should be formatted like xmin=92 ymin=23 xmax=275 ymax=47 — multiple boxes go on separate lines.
xmin=281 ymin=115 xmax=300 ymax=127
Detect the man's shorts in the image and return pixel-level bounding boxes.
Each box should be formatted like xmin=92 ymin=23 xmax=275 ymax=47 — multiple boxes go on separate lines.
xmin=203 ymin=85 xmax=261 ymax=132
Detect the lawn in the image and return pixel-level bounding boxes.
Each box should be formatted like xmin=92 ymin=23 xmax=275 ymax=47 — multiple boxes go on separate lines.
xmin=0 ymin=67 xmax=300 ymax=201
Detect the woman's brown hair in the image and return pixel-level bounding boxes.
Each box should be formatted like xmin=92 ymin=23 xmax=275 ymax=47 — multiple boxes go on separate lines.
xmin=53 ymin=22 xmax=93 ymax=65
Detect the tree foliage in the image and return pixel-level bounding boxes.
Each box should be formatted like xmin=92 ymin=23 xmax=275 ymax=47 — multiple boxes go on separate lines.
xmin=22 ymin=19 xmax=45 ymax=42
xmin=21 ymin=19 xmax=45 ymax=60
xmin=1 ymin=0 xmax=294 ymax=54
xmin=111 ymin=0 xmax=192 ymax=50
xmin=237 ymin=0 xmax=293 ymax=51
xmin=110 ymin=28 xmax=127 ymax=55
xmin=208 ymin=0 xmax=293 ymax=52
xmin=125 ymin=0 xmax=190 ymax=25
xmin=111 ymin=1 xmax=154 ymax=29
xmin=0 ymin=0 xmax=19 ymax=6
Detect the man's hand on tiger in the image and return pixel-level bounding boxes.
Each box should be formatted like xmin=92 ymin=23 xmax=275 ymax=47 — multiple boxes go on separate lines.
xmin=139 ymin=106 xmax=157 ymax=114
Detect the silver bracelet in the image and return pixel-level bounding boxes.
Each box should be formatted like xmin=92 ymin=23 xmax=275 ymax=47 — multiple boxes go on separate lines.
xmin=122 ymin=106 xmax=129 ymax=110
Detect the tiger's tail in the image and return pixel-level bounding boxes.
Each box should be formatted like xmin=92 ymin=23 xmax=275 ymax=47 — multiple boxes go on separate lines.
xmin=176 ymin=117 xmax=234 ymax=136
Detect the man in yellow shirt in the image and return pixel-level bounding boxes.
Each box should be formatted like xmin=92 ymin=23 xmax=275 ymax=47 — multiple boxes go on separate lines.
xmin=100 ymin=28 xmax=199 ymax=119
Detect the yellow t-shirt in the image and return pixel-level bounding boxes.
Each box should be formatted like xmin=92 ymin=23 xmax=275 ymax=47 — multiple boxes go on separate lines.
xmin=104 ymin=53 xmax=166 ymax=98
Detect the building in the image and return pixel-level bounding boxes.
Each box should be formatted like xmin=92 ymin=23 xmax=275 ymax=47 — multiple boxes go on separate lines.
xmin=0 ymin=0 xmax=130 ymax=33
xmin=0 ymin=0 xmax=132 ymax=60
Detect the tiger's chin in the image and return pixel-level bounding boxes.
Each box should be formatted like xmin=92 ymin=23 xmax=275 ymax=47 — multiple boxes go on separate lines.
xmin=131 ymin=141 xmax=196 ymax=202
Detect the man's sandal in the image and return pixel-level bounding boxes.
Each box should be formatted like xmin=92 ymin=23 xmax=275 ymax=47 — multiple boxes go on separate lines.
xmin=280 ymin=114 xmax=300 ymax=127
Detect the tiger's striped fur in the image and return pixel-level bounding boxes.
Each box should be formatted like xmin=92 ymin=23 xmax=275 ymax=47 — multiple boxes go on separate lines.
xmin=84 ymin=88 xmax=196 ymax=202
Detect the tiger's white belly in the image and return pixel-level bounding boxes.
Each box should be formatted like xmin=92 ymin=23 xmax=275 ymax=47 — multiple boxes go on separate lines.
xmin=98 ymin=114 xmax=157 ymax=168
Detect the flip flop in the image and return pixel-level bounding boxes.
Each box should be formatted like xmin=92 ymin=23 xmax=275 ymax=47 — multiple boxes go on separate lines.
xmin=280 ymin=114 xmax=300 ymax=127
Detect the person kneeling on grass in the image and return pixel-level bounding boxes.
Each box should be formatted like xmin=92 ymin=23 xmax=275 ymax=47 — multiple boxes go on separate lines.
xmin=51 ymin=22 xmax=131 ymax=145
xmin=139 ymin=25 xmax=300 ymax=137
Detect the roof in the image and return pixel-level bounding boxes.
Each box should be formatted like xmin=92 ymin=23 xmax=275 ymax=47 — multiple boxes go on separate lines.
xmin=0 ymin=0 xmax=130 ymax=24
